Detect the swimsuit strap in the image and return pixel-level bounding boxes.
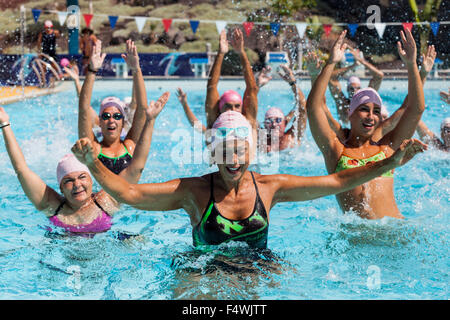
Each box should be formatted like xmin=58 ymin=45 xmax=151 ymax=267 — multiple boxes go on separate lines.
xmin=54 ymin=200 xmax=66 ymax=216
xmin=92 ymin=193 xmax=110 ymax=216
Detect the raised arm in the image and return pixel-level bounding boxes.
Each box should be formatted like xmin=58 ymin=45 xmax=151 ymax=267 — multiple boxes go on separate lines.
xmin=272 ymin=139 xmax=426 ymax=203
xmin=0 ymin=108 xmax=62 ymax=216
xmin=72 ymin=138 xmax=193 ymax=212
xmin=176 ymin=88 xmax=206 ymax=133
xmin=349 ymin=48 xmax=384 ymax=91
xmin=123 ymin=40 xmax=148 ymax=146
xmin=415 ymin=120 xmax=443 ymax=148
xmin=380 ymin=29 xmax=425 ymax=149
xmin=78 ymin=39 xmax=105 ymax=143
xmin=255 ymin=66 xmax=272 ymax=92
xmin=306 ymin=31 xmax=348 ymax=168
xmin=119 ymin=92 xmax=170 ymax=184
xmin=231 ymin=28 xmax=258 ymax=127
xmin=205 ymin=30 xmax=228 ymax=128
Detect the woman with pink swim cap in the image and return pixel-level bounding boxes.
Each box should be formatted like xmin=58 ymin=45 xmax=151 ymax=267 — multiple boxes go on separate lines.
xmin=205 ymin=28 xmax=259 ymax=133
xmin=0 ymin=105 xmax=165 ymax=235
xmin=306 ymin=29 xmax=426 ymax=220
xmin=72 ymin=110 xmax=425 ymax=248
xmin=78 ymin=39 xmax=170 ymax=175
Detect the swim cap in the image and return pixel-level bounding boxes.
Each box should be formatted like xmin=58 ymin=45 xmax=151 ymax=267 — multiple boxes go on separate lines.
xmin=441 ymin=117 xmax=450 ymax=130
xmin=100 ymin=97 xmax=126 ymax=116
xmin=348 ymin=88 xmax=382 ymax=117
xmin=219 ymin=90 xmax=243 ymax=112
xmin=265 ymin=107 xmax=285 ymax=120
xmin=123 ymin=96 xmax=132 ymax=107
xmin=44 ymin=20 xmax=53 ymax=28
xmin=210 ymin=111 xmax=253 ymax=152
xmin=380 ymin=105 xmax=389 ymax=118
xmin=347 ymin=76 xmax=361 ymax=86
xmin=57 ymin=154 xmax=90 ymax=186
xmin=60 ymin=58 xmax=70 ymax=68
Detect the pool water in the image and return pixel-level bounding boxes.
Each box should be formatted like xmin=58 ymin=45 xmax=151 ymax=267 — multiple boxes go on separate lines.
xmin=0 ymin=79 xmax=448 ymax=299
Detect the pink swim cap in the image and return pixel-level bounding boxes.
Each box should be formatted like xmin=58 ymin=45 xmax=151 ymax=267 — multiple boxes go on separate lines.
xmin=44 ymin=20 xmax=53 ymax=28
xmin=348 ymin=88 xmax=382 ymax=117
xmin=57 ymin=154 xmax=90 ymax=186
xmin=60 ymin=58 xmax=70 ymax=68
xmin=100 ymin=97 xmax=126 ymax=116
xmin=347 ymin=76 xmax=361 ymax=86
xmin=210 ymin=110 xmax=253 ymax=152
xmin=219 ymin=90 xmax=243 ymax=112
xmin=264 ymin=107 xmax=285 ymax=120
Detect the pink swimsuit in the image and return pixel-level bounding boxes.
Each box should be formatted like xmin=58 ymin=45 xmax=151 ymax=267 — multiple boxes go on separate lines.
xmin=49 ymin=195 xmax=112 ymax=233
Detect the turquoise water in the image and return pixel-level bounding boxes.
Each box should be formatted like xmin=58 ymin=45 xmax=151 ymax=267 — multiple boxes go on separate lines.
xmin=0 ymin=79 xmax=448 ymax=299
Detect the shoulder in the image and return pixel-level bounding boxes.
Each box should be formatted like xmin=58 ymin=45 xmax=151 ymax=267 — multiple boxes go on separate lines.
xmin=93 ymin=190 xmax=120 ymax=216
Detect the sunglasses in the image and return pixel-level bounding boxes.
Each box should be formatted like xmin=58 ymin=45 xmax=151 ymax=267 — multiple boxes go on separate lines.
xmin=101 ymin=112 xmax=123 ymax=121
xmin=215 ymin=126 xmax=249 ymax=139
xmin=443 ymin=127 xmax=450 ymax=133
xmin=264 ymin=117 xmax=283 ymax=125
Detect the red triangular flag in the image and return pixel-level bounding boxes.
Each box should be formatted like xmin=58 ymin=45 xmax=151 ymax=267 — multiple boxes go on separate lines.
xmin=243 ymin=22 xmax=254 ymax=36
xmin=402 ymin=22 xmax=413 ymax=32
xmin=162 ymin=19 xmax=172 ymax=32
xmin=83 ymin=14 xmax=93 ymax=28
xmin=323 ymin=24 xmax=332 ymax=37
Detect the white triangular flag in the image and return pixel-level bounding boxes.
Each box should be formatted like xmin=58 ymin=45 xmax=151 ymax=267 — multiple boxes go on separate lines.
xmin=135 ymin=17 xmax=147 ymax=32
xmin=374 ymin=22 xmax=386 ymax=38
xmin=57 ymin=11 xmax=68 ymax=26
xmin=215 ymin=20 xmax=227 ymax=34
xmin=295 ymin=23 xmax=307 ymax=38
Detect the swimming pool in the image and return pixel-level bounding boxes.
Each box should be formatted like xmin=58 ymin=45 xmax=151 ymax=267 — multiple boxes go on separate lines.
xmin=0 ymin=79 xmax=448 ymax=299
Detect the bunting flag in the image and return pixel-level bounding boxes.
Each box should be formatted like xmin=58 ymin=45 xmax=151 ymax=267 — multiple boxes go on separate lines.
xmin=83 ymin=13 xmax=93 ymax=28
xmin=295 ymin=22 xmax=307 ymax=38
xmin=348 ymin=23 xmax=358 ymax=37
xmin=57 ymin=11 xmax=68 ymax=26
xmin=135 ymin=17 xmax=147 ymax=32
xmin=323 ymin=24 xmax=332 ymax=37
xmin=189 ymin=20 xmax=199 ymax=34
xmin=374 ymin=22 xmax=386 ymax=38
xmin=162 ymin=19 xmax=172 ymax=32
xmin=402 ymin=22 xmax=413 ymax=32
xmin=270 ymin=22 xmax=280 ymax=36
xmin=215 ymin=21 xmax=227 ymax=34
xmin=430 ymin=21 xmax=440 ymax=36
xmin=108 ymin=16 xmax=118 ymax=29
xmin=32 ymin=8 xmax=41 ymax=23
xmin=243 ymin=22 xmax=254 ymax=36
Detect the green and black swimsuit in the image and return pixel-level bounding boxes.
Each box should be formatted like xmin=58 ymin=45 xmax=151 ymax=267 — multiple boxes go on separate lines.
xmin=193 ymin=172 xmax=269 ymax=249
xmin=97 ymin=145 xmax=133 ymax=175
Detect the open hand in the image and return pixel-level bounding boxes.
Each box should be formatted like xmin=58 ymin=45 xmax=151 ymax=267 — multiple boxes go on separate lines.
xmin=305 ymin=51 xmax=324 ymax=77
xmin=391 ymin=139 xmax=427 ymax=167
xmin=176 ymin=88 xmax=187 ymax=104
xmin=277 ymin=64 xmax=296 ymax=84
xmin=397 ymin=29 xmax=417 ymax=66
xmin=146 ymin=92 xmax=170 ymax=120
xmin=63 ymin=66 xmax=79 ymax=82
xmin=89 ymin=40 xmax=106 ymax=71
xmin=121 ymin=39 xmax=140 ymax=72
xmin=219 ymin=29 xmax=229 ymax=54
xmin=230 ymin=28 xmax=244 ymax=54
xmin=71 ymin=138 xmax=98 ymax=166
xmin=256 ymin=66 xmax=272 ymax=88
xmin=329 ymin=30 xmax=347 ymax=64
xmin=421 ymin=45 xmax=436 ymax=74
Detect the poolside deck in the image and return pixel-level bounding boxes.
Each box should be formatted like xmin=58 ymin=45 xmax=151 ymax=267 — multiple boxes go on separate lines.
xmin=0 ymin=82 xmax=70 ymax=105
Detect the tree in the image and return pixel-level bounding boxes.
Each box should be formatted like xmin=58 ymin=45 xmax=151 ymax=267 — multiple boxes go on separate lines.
xmin=408 ymin=0 xmax=442 ymax=53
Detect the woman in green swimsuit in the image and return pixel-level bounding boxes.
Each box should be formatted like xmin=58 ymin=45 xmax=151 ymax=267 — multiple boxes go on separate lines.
xmin=306 ymin=29 xmax=425 ymax=219
xmin=72 ymin=110 xmax=426 ymax=248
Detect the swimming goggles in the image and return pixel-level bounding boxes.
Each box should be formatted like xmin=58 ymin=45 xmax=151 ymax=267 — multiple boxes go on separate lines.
xmin=264 ymin=117 xmax=283 ymax=125
xmin=214 ymin=126 xmax=249 ymax=139
xmin=101 ymin=112 xmax=123 ymax=120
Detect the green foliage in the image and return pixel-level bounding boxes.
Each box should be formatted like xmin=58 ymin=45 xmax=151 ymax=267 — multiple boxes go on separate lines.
xmin=269 ymin=0 xmax=316 ymax=16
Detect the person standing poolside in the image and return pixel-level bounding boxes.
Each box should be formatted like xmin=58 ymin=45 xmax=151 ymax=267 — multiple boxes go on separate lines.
xmin=0 ymin=100 xmax=166 ymax=234
xmin=306 ymin=29 xmax=425 ymax=219
xmin=328 ymin=46 xmax=384 ymax=125
xmin=37 ymin=20 xmax=60 ymax=62
xmin=78 ymin=39 xmax=162 ymax=174
xmin=72 ymin=110 xmax=425 ymax=248
xmin=80 ymin=28 xmax=98 ymax=75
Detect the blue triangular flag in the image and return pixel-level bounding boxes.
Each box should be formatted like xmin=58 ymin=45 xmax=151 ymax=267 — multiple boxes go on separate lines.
xmin=189 ymin=20 xmax=199 ymax=34
xmin=430 ymin=22 xmax=440 ymax=36
xmin=32 ymin=9 xmax=41 ymax=23
xmin=270 ymin=22 xmax=280 ymax=36
xmin=108 ymin=16 xmax=118 ymax=29
xmin=348 ymin=23 xmax=358 ymax=37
